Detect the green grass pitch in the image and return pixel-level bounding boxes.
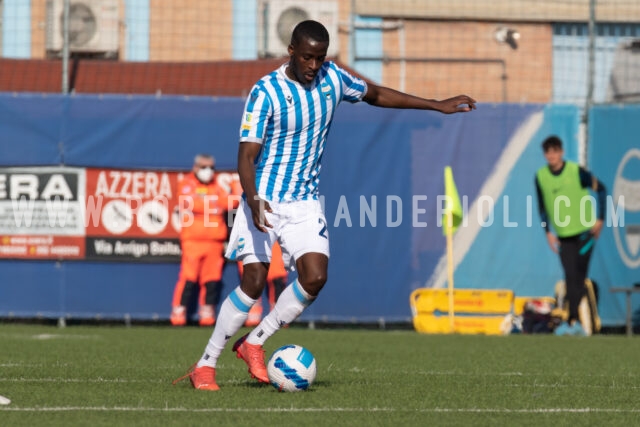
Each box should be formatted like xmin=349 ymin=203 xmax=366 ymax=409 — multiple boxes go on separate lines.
xmin=1 ymin=323 xmax=639 ymax=426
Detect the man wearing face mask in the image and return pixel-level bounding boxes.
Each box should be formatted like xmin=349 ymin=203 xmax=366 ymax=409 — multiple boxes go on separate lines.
xmin=170 ymin=154 xmax=233 ymax=326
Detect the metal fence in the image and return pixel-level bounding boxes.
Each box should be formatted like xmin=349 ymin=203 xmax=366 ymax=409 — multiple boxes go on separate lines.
xmin=1 ymin=0 xmax=639 ymax=105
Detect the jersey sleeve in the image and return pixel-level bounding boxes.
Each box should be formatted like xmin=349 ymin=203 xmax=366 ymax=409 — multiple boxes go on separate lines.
xmin=333 ymin=63 xmax=368 ymax=103
xmin=579 ymin=166 xmax=607 ymax=220
xmin=239 ymin=85 xmax=272 ymax=144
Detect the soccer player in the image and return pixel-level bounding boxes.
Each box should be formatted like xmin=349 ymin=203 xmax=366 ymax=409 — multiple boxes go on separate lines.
xmin=535 ymin=136 xmax=606 ymax=336
xmin=174 ymin=20 xmax=475 ymax=390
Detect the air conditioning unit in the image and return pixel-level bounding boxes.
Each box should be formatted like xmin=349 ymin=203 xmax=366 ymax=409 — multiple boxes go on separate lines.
xmin=607 ymin=39 xmax=640 ymax=103
xmin=258 ymin=0 xmax=339 ymax=58
xmin=46 ymin=0 xmax=119 ymax=56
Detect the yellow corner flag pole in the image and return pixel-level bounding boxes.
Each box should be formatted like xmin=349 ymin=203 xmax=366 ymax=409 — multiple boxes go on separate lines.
xmin=446 ymin=211 xmax=455 ymax=332
xmin=443 ymin=166 xmax=462 ymax=333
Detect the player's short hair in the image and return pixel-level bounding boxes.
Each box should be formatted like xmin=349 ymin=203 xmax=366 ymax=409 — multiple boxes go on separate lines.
xmin=291 ymin=20 xmax=330 ymax=47
xmin=542 ymin=135 xmax=563 ymax=152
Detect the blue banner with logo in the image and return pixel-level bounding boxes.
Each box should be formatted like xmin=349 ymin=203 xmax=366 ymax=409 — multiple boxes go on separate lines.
xmin=589 ymin=105 xmax=640 ymax=324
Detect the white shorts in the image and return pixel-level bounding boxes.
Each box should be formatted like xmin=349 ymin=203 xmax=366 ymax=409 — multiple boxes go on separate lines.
xmin=225 ymin=198 xmax=329 ymax=269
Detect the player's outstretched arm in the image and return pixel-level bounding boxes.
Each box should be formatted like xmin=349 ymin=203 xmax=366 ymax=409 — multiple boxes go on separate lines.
xmin=363 ymin=82 xmax=476 ymax=114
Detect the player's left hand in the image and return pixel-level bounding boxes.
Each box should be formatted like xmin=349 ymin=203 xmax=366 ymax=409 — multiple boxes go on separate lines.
xmin=438 ymin=95 xmax=476 ymax=114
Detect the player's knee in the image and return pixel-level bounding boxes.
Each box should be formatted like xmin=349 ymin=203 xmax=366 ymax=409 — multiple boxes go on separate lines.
xmin=240 ymin=263 xmax=268 ymax=299
xmin=300 ymin=272 xmax=327 ymax=296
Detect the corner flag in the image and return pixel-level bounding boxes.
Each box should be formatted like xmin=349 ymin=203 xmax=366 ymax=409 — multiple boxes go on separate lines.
xmin=443 ymin=166 xmax=463 ymax=235
xmin=443 ymin=166 xmax=462 ymax=333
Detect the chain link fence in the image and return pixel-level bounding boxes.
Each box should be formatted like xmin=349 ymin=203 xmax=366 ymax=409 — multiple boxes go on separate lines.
xmin=0 ymin=0 xmax=639 ymax=104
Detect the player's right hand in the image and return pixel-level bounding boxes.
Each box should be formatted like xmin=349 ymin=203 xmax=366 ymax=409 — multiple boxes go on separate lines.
xmin=248 ymin=196 xmax=273 ymax=232
xmin=439 ymin=95 xmax=477 ymax=114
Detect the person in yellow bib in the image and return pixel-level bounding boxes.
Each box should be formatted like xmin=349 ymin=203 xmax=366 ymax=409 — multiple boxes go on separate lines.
xmin=535 ymin=136 xmax=606 ymax=336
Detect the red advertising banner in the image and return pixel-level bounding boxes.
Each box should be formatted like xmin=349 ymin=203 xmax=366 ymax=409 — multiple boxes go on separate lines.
xmin=84 ymin=169 xmax=183 ymax=238
xmin=83 ymin=168 xmax=184 ymax=262
xmin=0 ymin=166 xmax=239 ymax=262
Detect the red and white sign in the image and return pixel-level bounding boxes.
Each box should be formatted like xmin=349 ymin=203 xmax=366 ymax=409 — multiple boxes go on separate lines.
xmin=85 ymin=168 xmax=183 ymax=238
xmin=0 ymin=167 xmax=239 ymax=262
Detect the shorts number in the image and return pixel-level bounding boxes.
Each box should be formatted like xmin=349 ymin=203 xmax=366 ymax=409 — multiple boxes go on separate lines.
xmin=318 ymin=218 xmax=328 ymax=239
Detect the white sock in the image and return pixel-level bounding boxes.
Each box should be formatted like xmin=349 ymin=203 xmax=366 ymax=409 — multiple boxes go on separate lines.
xmin=247 ymin=279 xmax=315 ymax=346
xmin=197 ymin=286 xmax=256 ymax=368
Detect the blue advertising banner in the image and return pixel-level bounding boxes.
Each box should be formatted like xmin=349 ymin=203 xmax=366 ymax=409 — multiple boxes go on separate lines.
xmin=436 ymin=105 xmax=580 ymax=302
xmin=589 ymin=105 xmax=640 ymax=324
xmin=0 ymin=93 xmax=636 ymax=326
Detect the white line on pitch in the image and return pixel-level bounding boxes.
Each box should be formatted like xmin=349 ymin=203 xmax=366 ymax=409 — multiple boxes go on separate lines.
xmin=1 ymin=376 xmax=639 ymax=391
xmin=0 ymin=407 xmax=639 ymax=413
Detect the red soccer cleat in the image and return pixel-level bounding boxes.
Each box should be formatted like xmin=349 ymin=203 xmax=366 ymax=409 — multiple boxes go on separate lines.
xmin=172 ymin=364 xmax=220 ymax=391
xmin=232 ymin=334 xmax=269 ymax=383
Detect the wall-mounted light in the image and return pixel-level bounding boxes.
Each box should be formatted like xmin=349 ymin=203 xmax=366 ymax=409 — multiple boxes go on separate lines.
xmin=495 ymin=26 xmax=520 ymax=50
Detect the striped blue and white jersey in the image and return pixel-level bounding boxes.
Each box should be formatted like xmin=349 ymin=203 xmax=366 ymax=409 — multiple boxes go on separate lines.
xmin=239 ymin=61 xmax=368 ymax=202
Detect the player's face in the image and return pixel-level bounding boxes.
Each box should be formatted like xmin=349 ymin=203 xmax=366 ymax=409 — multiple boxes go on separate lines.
xmin=287 ymin=37 xmax=328 ymax=85
xmin=544 ymin=146 xmax=564 ymax=171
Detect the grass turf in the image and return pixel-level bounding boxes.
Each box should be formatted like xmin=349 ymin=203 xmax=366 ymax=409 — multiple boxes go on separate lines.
xmin=0 ymin=323 xmax=639 ymax=426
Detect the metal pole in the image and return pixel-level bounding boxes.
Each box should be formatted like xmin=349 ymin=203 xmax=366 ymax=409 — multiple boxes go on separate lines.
xmin=349 ymin=0 xmax=356 ymax=66
xmin=62 ymin=0 xmax=70 ymax=94
xmin=626 ymin=291 xmax=632 ymax=337
xmin=398 ymin=20 xmax=406 ymax=92
xmin=582 ymin=0 xmax=597 ymax=167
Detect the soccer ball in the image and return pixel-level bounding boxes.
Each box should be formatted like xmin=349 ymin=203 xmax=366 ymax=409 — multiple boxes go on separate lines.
xmin=267 ymin=344 xmax=317 ymax=392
